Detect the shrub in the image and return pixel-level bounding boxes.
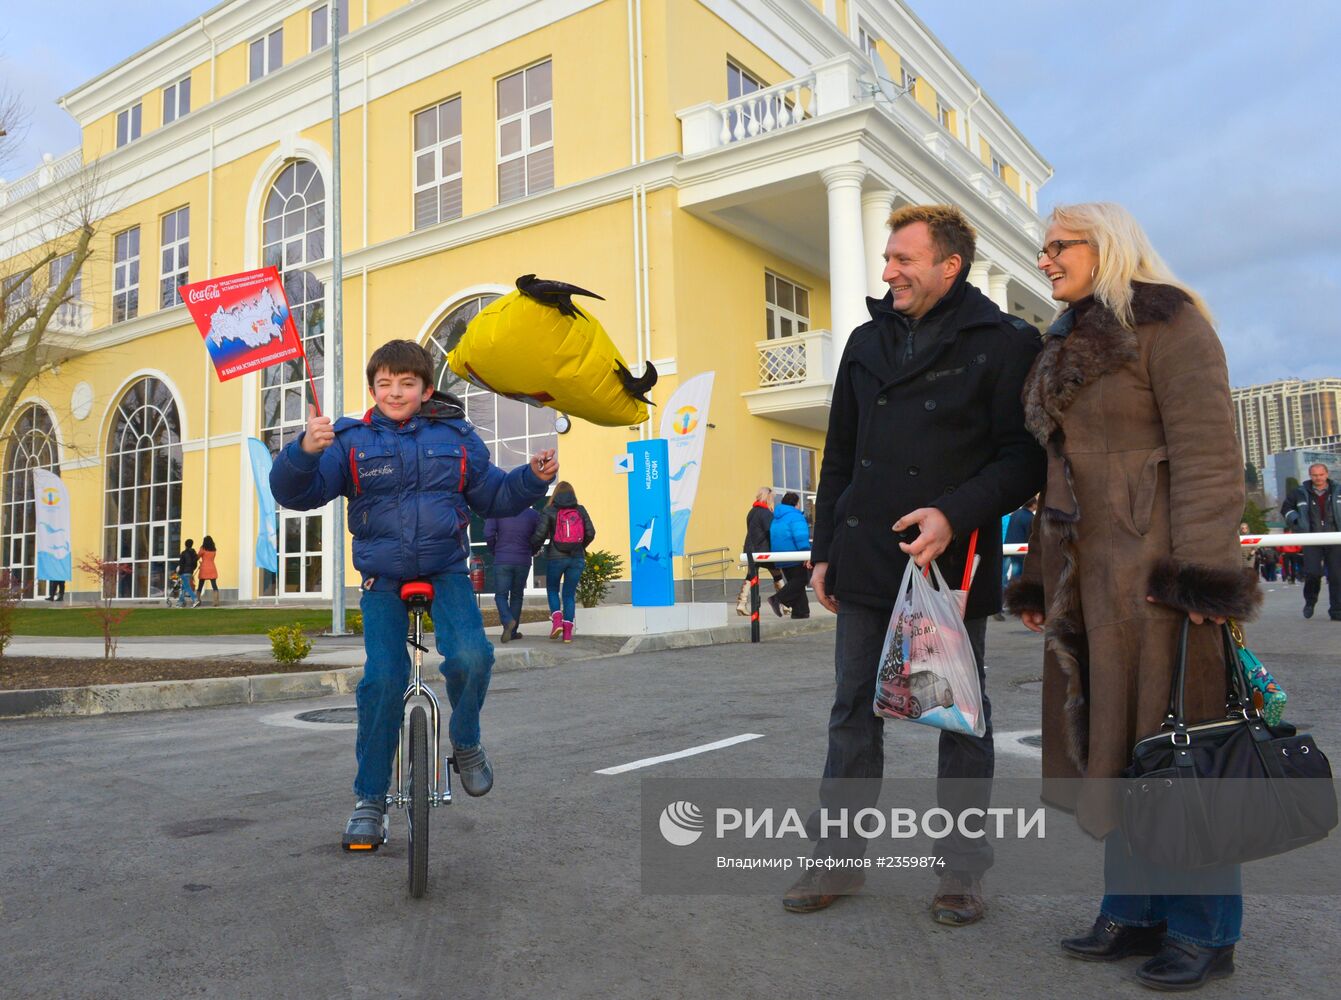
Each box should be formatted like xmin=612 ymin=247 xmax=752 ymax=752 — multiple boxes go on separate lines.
xmin=78 ymin=554 xmax=132 ymax=660
xmin=0 ymin=571 xmax=21 ymax=659
xmin=345 ymin=610 xmax=363 ymax=634
xmin=269 ymin=623 xmax=313 ymax=664
xmin=577 ymin=549 xmax=624 ymax=609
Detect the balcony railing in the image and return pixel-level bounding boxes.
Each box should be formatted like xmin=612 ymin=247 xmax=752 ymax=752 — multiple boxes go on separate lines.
xmin=756 ymin=330 xmax=833 ymax=388
xmin=719 ymin=75 xmax=815 ymax=145
xmin=0 ymin=149 xmax=83 ymax=210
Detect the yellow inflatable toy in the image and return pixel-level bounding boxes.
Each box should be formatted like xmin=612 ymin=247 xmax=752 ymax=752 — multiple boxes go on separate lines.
xmin=446 ymin=275 xmax=657 ymax=427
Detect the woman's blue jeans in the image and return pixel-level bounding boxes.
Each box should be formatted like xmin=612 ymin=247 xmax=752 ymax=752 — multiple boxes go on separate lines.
xmin=493 ymin=562 xmax=529 ymax=628
xmin=353 ymin=572 xmax=493 ymax=800
xmin=546 ymin=554 xmax=585 ymax=622
xmin=1100 ymin=829 xmax=1243 ymax=948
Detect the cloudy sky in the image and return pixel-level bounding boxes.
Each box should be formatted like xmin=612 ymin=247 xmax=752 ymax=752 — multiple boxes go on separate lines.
xmin=3 ymin=1 xmax=1337 ymax=387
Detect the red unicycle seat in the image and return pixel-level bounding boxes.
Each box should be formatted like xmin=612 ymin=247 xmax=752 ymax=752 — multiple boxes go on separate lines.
xmin=400 ymin=580 xmax=434 ymax=608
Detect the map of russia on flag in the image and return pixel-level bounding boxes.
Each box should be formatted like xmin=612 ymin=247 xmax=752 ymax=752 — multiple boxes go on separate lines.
xmin=181 ymin=267 xmax=305 ymax=382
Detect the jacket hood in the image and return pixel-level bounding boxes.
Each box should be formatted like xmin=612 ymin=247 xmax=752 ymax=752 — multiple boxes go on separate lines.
xmin=552 ymin=488 xmax=578 ymax=508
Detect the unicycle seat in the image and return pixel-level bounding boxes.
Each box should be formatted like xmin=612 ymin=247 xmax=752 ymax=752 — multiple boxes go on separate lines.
xmin=400 ymin=580 xmax=434 ymax=610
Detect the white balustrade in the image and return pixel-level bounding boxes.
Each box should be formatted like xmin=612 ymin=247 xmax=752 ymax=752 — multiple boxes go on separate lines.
xmin=756 ymin=330 xmax=833 ymax=388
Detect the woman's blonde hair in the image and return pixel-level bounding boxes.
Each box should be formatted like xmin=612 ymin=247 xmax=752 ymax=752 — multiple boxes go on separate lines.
xmin=1048 ymin=202 xmax=1212 ymax=329
xmin=755 ymin=487 xmax=773 ymax=503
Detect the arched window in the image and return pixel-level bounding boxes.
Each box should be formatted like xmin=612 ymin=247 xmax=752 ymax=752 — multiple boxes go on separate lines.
xmin=424 ymin=295 xmax=559 ymax=470
xmin=1 ymin=405 xmax=59 ymax=598
xmin=260 ymin=160 xmax=326 ymax=596
xmin=104 ymin=378 xmax=183 ymax=598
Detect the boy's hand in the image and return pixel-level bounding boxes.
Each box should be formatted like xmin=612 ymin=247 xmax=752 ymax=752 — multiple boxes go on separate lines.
xmin=301 ymin=404 xmax=335 ymax=455
xmin=530 ymin=449 xmax=558 ymax=482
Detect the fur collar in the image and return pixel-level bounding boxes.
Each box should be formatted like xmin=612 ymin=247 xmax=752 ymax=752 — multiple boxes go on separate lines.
xmin=1022 ymin=283 xmax=1190 ymax=446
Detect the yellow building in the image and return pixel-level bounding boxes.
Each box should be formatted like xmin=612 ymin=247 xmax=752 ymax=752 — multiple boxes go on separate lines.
xmin=0 ymin=0 xmax=1054 ymax=602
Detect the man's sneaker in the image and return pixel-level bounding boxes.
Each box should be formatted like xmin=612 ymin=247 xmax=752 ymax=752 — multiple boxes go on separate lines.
xmin=342 ymin=797 xmax=387 ymax=852
xmin=782 ymin=866 xmax=865 ymax=913
xmin=191 ymin=598 xmax=202 ymax=608
xmin=500 ymin=621 xmax=514 ymax=643
xmin=931 ymin=872 xmax=985 ymax=925
xmin=454 ymin=744 xmax=494 ymax=797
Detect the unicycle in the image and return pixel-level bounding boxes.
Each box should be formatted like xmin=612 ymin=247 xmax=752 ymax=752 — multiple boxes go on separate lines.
xmin=391 ymin=580 xmax=454 ymax=897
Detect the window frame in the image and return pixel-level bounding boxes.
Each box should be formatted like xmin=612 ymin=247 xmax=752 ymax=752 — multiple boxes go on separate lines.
xmin=764 ymin=271 xmax=811 ymax=341
xmin=857 ymin=23 xmax=879 ymax=62
xmin=495 ymin=59 xmax=554 ymax=204
xmin=161 ymin=75 xmax=191 ymax=126
xmin=771 ymin=441 xmax=818 ymax=521
xmin=113 ymin=225 xmax=140 ymax=324
xmin=50 ymin=252 xmax=83 ymax=326
xmin=249 ymin=27 xmax=284 ymax=82
xmin=115 ymin=103 xmax=142 ymax=148
xmin=412 ymin=95 xmax=464 ymax=230
xmin=309 ymin=0 xmax=349 ymax=51
xmin=159 ymin=206 xmax=190 ymax=309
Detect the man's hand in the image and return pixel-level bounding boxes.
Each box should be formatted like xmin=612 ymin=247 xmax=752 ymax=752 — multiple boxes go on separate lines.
xmin=530 ymin=448 xmax=558 ymax=482
xmin=1020 ymin=609 xmax=1046 ymax=633
xmin=1145 ymin=595 xmax=1226 ymax=626
xmin=810 ymin=561 xmax=838 ymax=613
xmin=892 ymin=507 xmax=953 ymax=568
xmin=301 ymin=404 xmax=334 ymax=455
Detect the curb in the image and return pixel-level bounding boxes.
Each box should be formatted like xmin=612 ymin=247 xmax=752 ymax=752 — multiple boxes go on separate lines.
xmin=0 ymin=644 xmax=563 ymax=721
xmin=617 ymin=617 xmax=836 ymax=654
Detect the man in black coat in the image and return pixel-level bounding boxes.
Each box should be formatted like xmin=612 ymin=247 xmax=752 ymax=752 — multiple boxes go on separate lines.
xmin=1281 ymin=462 xmax=1341 ymax=619
xmin=783 ymin=205 xmax=1045 ymax=922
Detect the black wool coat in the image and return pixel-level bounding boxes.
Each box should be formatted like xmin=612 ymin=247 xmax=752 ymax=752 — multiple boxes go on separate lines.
xmin=812 ymin=280 xmax=1045 ymax=619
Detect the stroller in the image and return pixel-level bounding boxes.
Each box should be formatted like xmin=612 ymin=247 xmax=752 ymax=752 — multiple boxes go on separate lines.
xmin=166 ymin=572 xmax=183 ymax=608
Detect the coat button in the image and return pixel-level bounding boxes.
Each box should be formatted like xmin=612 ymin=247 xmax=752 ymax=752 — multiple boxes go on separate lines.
xmin=924 ymin=400 xmax=936 ymax=411
xmin=876 ymin=395 xmax=887 ymax=405
xmin=907 ymin=466 xmax=920 ymax=476
xmin=861 ymin=458 xmax=872 ymax=468
xmin=945 ymin=486 xmax=956 ymax=494
xmin=846 ymin=516 xmax=859 ymax=527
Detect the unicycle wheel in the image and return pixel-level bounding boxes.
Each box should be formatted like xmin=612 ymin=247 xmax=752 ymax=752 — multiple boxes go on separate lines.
xmin=407 ymin=705 xmax=430 ymax=898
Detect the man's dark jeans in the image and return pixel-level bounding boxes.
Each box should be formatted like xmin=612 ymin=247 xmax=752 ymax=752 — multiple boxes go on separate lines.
xmin=775 ymin=565 xmax=810 ymax=618
xmin=1302 ymin=544 xmax=1341 ymax=618
xmin=493 ymin=562 xmax=529 ymax=628
xmin=816 ymin=602 xmax=994 ymax=877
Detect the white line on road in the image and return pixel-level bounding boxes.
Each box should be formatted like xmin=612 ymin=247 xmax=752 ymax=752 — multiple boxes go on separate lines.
xmin=595 ymin=733 xmax=765 ymax=775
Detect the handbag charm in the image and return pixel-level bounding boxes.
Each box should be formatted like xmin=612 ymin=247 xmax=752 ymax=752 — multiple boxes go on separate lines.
xmin=1229 ymin=620 xmax=1287 ymax=726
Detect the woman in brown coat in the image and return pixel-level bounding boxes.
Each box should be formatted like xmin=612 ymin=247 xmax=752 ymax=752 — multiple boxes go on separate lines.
xmin=1005 ymin=203 xmax=1260 ymax=991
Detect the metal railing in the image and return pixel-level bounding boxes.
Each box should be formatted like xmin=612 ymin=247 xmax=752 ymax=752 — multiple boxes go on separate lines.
xmin=686 ymin=546 xmax=733 ymax=603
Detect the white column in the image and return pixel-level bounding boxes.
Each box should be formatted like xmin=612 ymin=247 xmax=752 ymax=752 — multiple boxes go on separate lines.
xmin=861 ymin=189 xmax=895 ymax=300
xmin=822 ymin=165 xmax=869 ymax=362
xmin=968 ymin=259 xmax=991 ymax=295
xmin=988 ymin=269 xmax=1011 ymax=314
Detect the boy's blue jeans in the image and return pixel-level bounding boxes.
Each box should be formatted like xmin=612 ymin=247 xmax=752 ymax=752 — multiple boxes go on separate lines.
xmin=353 ymin=572 xmax=493 ymax=800
xmin=1100 ymin=829 xmax=1243 ymax=948
xmin=493 ymin=563 xmax=529 ymax=628
xmin=178 ymin=575 xmax=198 ymax=606
xmin=546 ymin=554 xmax=585 ymax=621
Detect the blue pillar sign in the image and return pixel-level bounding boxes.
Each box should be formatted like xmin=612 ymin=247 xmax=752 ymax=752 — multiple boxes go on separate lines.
xmin=626 ymin=439 xmax=675 ymax=606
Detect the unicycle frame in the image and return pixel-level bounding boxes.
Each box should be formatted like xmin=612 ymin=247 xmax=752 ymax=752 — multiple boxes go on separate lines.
xmin=389 ymin=595 xmax=453 ymax=810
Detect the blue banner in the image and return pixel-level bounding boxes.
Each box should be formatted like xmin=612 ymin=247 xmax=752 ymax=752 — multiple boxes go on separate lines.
xmin=31 ymin=469 xmax=72 ymax=582
xmin=246 ymin=437 xmax=280 ymax=574
xmin=627 ymin=439 xmax=674 ymax=607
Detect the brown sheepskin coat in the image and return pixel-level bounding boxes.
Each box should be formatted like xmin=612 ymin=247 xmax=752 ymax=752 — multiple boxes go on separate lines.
xmin=1005 ymin=282 xmax=1260 ymax=837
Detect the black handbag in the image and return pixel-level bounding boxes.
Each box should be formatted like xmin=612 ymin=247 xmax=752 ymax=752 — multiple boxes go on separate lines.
xmin=1121 ymin=620 xmax=1338 ymax=869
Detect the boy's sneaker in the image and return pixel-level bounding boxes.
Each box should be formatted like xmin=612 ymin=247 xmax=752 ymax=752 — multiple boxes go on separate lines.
xmin=191 ymin=598 xmax=202 ymax=608
xmin=549 ymin=611 xmax=563 ymax=640
xmin=500 ymin=621 xmax=514 ymax=643
xmin=453 ymin=744 xmax=494 ymax=797
xmin=342 ymin=797 xmax=388 ymax=851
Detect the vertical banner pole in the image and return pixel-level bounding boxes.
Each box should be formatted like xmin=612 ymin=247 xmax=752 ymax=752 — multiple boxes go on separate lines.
xmin=749 ymin=554 xmax=760 ymax=644
xmin=329 ymin=2 xmax=347 ymax=636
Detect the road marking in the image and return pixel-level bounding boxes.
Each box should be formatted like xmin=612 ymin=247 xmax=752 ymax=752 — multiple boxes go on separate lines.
xmin=595 ymin=733 xmax=765 ymax=775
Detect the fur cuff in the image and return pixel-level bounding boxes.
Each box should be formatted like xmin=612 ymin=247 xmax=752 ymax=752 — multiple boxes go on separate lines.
xmin=1147 ymin=558 xmax=1262 ymax=621
xmin=1003 ymin=578 xmax=1046 ymax=617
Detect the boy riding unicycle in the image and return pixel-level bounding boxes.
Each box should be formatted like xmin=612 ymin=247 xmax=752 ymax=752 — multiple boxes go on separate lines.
xmin=270 ymin=340 xmax=556 ymax=849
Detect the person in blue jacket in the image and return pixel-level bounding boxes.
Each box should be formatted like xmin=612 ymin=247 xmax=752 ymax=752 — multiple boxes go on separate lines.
xmin=270 ymin=339 xmax=555 ymax=849
xmin=768 ymin=491 xmax=812 ymax=619
xmin=484 ymin=506 xmax=542 ymax=643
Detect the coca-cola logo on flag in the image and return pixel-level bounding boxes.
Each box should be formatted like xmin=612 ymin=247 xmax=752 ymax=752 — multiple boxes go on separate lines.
xmin=180 ymin=267 xmax=305 ymax=382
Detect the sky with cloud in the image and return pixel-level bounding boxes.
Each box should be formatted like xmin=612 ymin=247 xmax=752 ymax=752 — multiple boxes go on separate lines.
xmin=2 ymin=1 xmax=1337 ymax=388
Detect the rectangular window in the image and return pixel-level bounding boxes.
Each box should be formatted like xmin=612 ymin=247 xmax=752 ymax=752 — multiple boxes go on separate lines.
xmin=250 ymin=28 xmax=284 ymax=82
xmin=116 ymin=103 xmax=142 ymax=147
xmin=113 ymin=226 xmax=140 ymax=323
xmin=162 ymin=75 xmax=191 ymax=125
xmin=858 ymin=23 xmax=879 ymax=61
xmin=900 ymin=61 xmax=918 ymax=94
xmin=50 ymin=252 xmax=82 ymax=325
xmin=727 ymin=61 xmax=764 ymax=100
xmin=765 ymin=271 xmax=810 ymax=340
xmin=159 ymin=206 xmax=190 ymax=308
xmin=496 ymin=60 xmax=553 ymax=204
xmin=413 ymin=97 xmax=463 ymax=229
xmin=310 ymin=0 xmax=349 ymax=51
xmin=937 ymin=99 xmax=953 ymax=131
xmin=990 ymin=150 xmax=1005 ymax=179
xmin=771 ymin=441 xmax=818 ymax=519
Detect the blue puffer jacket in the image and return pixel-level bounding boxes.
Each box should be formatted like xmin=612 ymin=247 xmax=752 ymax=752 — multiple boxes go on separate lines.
xmin=769 ymin=503 xmax=812 ymax=569
xmin=270 ymin=395 xmax=547 ymax=590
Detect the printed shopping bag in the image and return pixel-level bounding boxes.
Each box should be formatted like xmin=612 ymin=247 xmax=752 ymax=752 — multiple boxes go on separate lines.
xmin=873 ymin=535 xmax=985 ymax=736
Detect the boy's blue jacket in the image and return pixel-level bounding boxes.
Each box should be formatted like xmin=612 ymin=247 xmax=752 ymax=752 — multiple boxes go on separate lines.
xmin=769 ymin=503 xmax=811 ymax=569
xmin=269 ymin=395 xmax=547 ymax=590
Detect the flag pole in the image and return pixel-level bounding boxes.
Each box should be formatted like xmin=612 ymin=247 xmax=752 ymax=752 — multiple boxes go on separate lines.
xmin=329 ymin=2 xmax=347 ymax=636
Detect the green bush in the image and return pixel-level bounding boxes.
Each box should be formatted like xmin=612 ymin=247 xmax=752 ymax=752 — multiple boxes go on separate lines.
xmin=577 ymin=549 xmax=625 ymax=609
xmin=345 ymin=610 xmax=364 ymax=634
xmin=268 ymin=623 xmax=313 ymax=664
xmin=0 ymin=571 xmax=21 ymax=659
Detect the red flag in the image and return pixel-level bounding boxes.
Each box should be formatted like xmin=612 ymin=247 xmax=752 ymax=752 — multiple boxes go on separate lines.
xmin=181 ymin=267 xmax=305 ymax=382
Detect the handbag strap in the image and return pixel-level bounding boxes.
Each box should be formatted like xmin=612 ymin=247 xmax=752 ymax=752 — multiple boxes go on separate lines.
xmin=1164 ymin=619 xmax=1256 ymax=734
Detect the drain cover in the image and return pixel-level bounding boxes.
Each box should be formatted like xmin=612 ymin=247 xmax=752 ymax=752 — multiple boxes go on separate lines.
xmin=294 ymin=707 xmax=358 ymax=724
xmin=1017 ymin=734 xmax=1043 ymax=748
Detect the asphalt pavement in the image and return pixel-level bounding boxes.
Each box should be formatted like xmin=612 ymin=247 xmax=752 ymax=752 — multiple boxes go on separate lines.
xmin=1 ymin=585 xmax=1336 ymax=999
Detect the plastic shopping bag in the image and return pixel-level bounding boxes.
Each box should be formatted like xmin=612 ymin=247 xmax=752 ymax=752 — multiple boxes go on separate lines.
xmin=874 ymin=552 xmax=985 ymax=737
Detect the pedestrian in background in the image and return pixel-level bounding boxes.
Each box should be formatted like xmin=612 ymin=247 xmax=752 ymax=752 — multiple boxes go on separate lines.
xmin=738 ymin=487 xmax=782 ymax=615
xmin=531 ymin=481 xmax=595 ymax=643
xmin=176 ymin=539 xmax=200 ymax=608
xmin=197 ymin=535 xmax=220 ymax=606
xmin=1281 ymin=463 xmax=1341 ymax=620
xmin=485 ymin=506 xmax=542 ymax=643
xmin=767 ymin=491 xmax=811 ymax=620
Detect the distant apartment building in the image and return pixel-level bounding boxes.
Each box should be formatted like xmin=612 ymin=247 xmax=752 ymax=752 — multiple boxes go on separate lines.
xmin=1233 ymin=378 xmax=1341 ymax=472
